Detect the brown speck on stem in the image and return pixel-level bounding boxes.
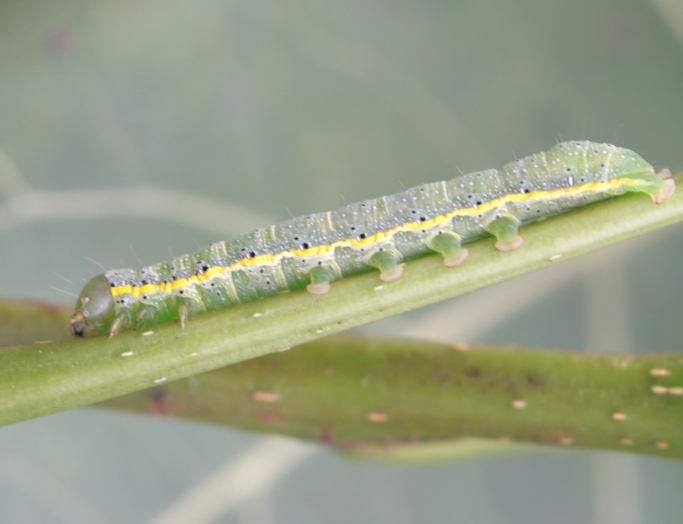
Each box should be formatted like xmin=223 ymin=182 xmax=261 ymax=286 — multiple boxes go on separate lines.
xmin=368 ymin=412 xmax=389 ymax=423
xmin=319 ymin=426 xmax=334 ymax=444
xmin=252 ymin=391 xmax=280 ymax=403
xmin=146 ymin=388 xmax=172 ymax=418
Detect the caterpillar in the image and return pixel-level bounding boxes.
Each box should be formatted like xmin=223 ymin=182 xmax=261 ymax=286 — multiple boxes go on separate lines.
xmin=71 ymin=141 xmax=675 ymax=337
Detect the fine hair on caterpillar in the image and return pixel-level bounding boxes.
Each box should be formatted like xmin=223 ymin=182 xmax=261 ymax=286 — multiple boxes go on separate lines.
xmin=70 ymin=141 xmax=676 ymax=338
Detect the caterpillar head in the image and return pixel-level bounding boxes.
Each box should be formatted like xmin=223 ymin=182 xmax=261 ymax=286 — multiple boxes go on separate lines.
xmin=71 ymin=274 xmax=115 ymax=337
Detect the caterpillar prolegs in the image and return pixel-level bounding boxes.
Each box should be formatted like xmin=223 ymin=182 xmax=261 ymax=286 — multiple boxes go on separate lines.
xmin=71 ymin=141 xmax=675 ymax=337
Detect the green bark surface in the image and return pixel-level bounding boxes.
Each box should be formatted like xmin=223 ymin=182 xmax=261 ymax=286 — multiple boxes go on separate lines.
xmin=101 ymin=336 xmax=683 ymax=462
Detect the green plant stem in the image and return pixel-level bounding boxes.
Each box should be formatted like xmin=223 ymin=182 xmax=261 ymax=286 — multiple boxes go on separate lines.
xmin=100 ymin=336 xmax=683 ymax=462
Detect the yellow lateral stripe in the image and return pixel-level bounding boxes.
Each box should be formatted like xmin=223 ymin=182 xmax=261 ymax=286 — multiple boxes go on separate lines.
xmin=110 ymin=178 xmax=643 ymax=297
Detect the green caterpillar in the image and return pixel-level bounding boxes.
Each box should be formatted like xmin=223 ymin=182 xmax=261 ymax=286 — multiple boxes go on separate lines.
xmin=71 ymin=141 xmax=675 ymax=337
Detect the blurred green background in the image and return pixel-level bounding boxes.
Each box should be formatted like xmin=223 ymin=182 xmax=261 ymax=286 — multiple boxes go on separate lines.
xmin=1 ymin=0 xmax=683 ymax=522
